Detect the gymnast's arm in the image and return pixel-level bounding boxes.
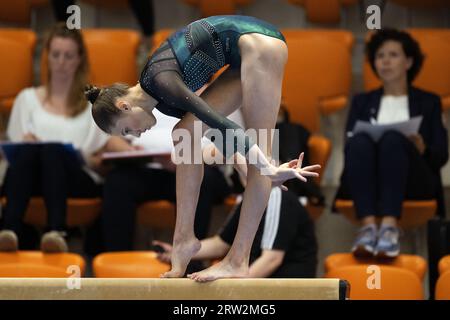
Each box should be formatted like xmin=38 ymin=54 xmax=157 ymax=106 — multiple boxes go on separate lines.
xmin=151 ymin=71 xmax=278 ymax=175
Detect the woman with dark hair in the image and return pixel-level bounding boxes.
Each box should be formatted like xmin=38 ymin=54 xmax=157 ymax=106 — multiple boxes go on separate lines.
xmin=0 ymin=23 xmax=133 ymax=253
xmin=335 ymin=28 xmax=448 ymax=258
xmin=85 ymin=15 xmax=320 ymax=281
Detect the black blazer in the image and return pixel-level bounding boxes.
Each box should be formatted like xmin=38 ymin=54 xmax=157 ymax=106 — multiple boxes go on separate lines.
xmin=341 ymin=86 xmax=449 ymax=217
xmin=345 ymin=86 xmax=448 ymax=172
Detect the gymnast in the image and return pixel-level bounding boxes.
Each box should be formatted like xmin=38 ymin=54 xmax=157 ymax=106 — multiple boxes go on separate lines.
xmin=85 ymin=15 xmax=320 ymax=281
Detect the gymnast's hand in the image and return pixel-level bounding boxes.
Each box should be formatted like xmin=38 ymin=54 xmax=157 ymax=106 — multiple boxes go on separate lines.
xmin=152 ymin=240 xmax=172 ymax=264
xmin=269 ymin=152 xmax=321 ymax=191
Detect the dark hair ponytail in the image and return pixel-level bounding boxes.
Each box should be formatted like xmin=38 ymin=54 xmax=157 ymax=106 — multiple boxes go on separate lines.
xmin=84 ymin=84 xmax=101 ymax=104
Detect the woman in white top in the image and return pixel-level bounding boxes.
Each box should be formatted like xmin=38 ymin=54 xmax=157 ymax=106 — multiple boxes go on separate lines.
xmin=335 ymin=29 xmax=448 ymax=259
xmin=0 ymin=24 xmax=133 ymax=253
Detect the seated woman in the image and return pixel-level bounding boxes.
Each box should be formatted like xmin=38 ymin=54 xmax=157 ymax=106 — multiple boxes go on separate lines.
xmin=335 ymin=29 xmax=448 ymax=258
xmin=0 ymin=23 xmax=133 ymax=253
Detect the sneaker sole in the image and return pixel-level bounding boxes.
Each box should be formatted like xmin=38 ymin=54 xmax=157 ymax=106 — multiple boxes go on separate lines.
xmin=352 ymin=245 xmax=375 ymax=258
xmin=375 ymin=249 xmax=400 ymax=259
xmin=0 ymin=234 xmax=18 ymax=252
xmin=41 ymin=238 xmax=68 ymax=253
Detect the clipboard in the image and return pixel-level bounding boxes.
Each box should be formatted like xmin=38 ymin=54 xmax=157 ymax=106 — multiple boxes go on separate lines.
xmin=352 ymin=116 xmax=423 ymax=142
xmin=0 ymin=142 xmax=84 ymax=166
xmin=101 ymin=149 xmax=172 ymax=166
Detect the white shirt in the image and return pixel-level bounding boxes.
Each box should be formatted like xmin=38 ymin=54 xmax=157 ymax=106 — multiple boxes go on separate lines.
xmin=377 ymin=95 xmax=409 ymax=124
xmin=6 ymin=87 xmax=110 ymax=183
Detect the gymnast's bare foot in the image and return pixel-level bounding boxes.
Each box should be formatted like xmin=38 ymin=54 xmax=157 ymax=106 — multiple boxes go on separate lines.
xmin=187 ymin=259 xmax=249 ymax=282
xmin=161 ymin=237 xmax=201 ymax=278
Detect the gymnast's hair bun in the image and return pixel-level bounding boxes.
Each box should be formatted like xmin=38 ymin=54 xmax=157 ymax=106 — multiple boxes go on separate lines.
xmin=84 ymin=85 xmax=101 ymax=104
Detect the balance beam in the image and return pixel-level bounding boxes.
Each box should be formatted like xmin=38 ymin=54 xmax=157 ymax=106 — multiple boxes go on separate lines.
xmin=0 ymin=278 xmax=349 ymax=300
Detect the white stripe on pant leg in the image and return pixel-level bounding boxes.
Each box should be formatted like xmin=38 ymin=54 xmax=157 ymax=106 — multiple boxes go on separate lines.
xmin=261 ymin=187 xmax=282 ymax=249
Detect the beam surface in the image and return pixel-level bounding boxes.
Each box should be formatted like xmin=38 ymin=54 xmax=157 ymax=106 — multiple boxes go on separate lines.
xmin=0 ymin=278 xmax=348 ymax=300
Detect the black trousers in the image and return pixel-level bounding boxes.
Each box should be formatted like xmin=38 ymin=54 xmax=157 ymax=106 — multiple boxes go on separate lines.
xmin=338 ymin=130 xmax=436 ymax=219
xmin=1 ymin=144 xmax=101 ymax=235
xmin=51 ymin=0 xmax=155 ymax=36
xmin=97 ymin=165 xmax=232 ymax=252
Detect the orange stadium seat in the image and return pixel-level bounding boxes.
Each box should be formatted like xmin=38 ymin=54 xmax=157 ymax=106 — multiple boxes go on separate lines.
xmin=334 ymin=199 xmax=437 ymax=229
xmin=281 ymin=29 xmax=354 ymax=133
xmin=152 ymin=29 xmax=175 ymax=52
xmin=287 ymin=0 xmax=358 ymax=24
xmin=306 ymin=134 xmax=332 ymax=220
xmin=438 ymin=255 xmax=450 ymax=275
xmin=308 ymin=134 xmax=332 ymax=184
xmin=436 ymin=270 xmax=450 ymax=300
xmin=0 ymin=29 xmax=36 ymax=114
xmin=0 ymin=197 xmax=102 ymax=228
xmin=181 ymin=0 xmax=254 ymax=17
xmin=325 ymin=253 xmax=427 ymax=280
xmin=0 ymin=0 xmax=48 ymax=25
xmin=363 ymin=29 xmax=450 ymax=110
xmin=93 ymin=251 xmax=170 ymax=277
xmin=137 ymin=200 xmax=176 ymax=229
xmin=280 ymin=30 xmax=351 ymax=219
xmin=326 ymin=264 xmax=424 ymax=300
xmin=41 ymin=29 xmax=141 ymax=86
xmin=0 ymin=251 xmax=85 ymax=277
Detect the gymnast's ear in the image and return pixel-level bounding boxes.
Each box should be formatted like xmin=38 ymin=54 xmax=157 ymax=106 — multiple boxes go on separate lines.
xmin=116 ymin=100 xmax=132 ymax=112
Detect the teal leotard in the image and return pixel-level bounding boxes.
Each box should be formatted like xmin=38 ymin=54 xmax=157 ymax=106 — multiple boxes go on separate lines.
xmin=168 ymin=15 xmax=285 ymax=90
xmin=139 ymin=16 xmax=285 ymax=157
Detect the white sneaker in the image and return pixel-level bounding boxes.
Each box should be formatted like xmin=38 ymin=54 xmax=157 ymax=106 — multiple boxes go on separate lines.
xmin=0 ymin=230 xmax=18 ymax=252
xmin=40 ymin=231 xmax=68 ymax=253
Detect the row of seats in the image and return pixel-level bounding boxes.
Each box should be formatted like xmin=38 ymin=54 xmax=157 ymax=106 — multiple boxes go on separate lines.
xmin=1 ymin=251 xmax=449 ymax=299
xmin=2 ymin=28 xmax=450 ymax=132
xmin=325 ymin=253 xmax=450 ymax=300
xmin=1 ymin=1 xmax=449 ymax=26
xmin=1 ymin=27 xmax=449 ymax=229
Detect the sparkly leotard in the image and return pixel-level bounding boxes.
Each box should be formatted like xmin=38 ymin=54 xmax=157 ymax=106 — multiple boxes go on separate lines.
xmin=139 ymin=15 xmax=285 ymax=157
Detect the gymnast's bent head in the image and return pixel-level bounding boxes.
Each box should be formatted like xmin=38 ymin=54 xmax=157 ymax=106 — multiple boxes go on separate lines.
xmin=85 ymin=83 xmax=157 ymax=138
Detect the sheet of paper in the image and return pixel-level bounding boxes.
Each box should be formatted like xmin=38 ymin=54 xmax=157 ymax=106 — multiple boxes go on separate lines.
xmin=352 ymin=116 xmax=423 ymax=142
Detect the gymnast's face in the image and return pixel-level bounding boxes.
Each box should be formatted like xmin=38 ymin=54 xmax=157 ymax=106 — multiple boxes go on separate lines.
xmin=374 ymin=40 xmax=412 ymax=85
xmin=111 ymin=103 xmax=157 ymax=138
xmin=48 ymin=36 xmax=81 ymax=81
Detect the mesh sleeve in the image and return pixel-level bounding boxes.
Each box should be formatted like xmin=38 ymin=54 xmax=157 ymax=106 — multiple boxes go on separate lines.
xmin=151 ymin=70 xmax=255 ymax=158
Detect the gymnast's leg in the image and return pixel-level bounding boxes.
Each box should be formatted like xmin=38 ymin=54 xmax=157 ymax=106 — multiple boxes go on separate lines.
xmin=161 ymin=69 xmax=243 ymax=277
xmin=189 ymin=33 xmax=288 ymax=281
